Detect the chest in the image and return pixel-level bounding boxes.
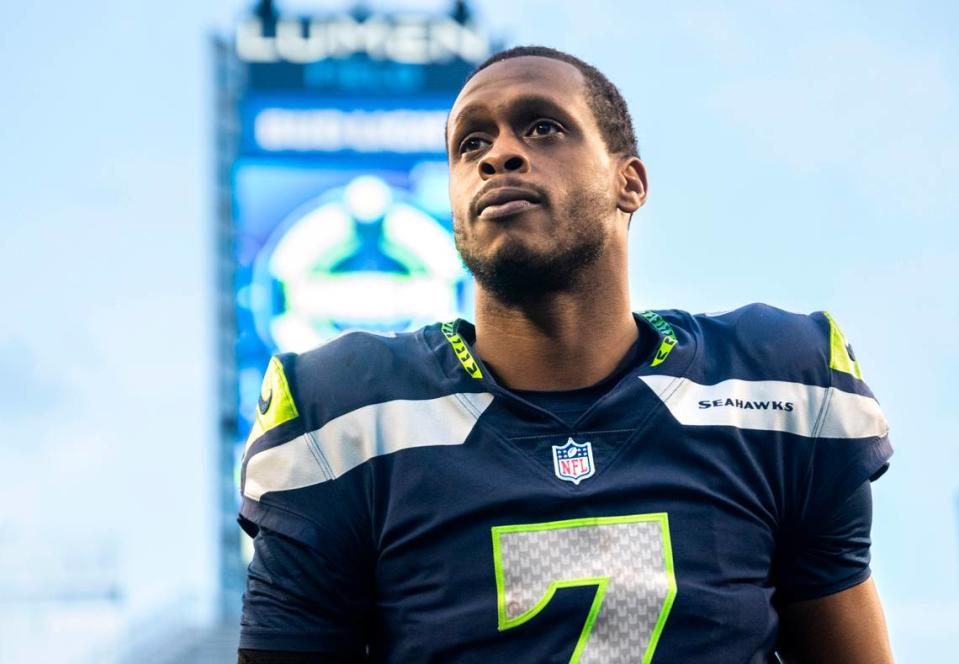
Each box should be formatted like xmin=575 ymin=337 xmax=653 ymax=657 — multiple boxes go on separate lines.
xmin=366 ymin=418 xmax=799 ymax=662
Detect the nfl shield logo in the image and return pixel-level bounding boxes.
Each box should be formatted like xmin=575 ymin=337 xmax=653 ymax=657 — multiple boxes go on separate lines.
xmin=552 ymin=438 xmax=595 ymax=485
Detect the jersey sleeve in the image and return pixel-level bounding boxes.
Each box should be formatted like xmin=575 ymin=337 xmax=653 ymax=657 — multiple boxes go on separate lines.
xmin=775 ymin=312 xmax=893 ymax=602
xmin=238 ymin=354 xmax=375 ymax=655
xmin=240 ymin=526 xmax=373 ymax=656
xmin=774 ymin=479 xmax=875 ymax=602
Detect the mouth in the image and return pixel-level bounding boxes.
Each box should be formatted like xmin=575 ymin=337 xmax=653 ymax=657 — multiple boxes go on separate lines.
xmin=479 ymin=199 xmax=541 ymax=220
xmin=476 ymin=186 xmax=544 ymax=220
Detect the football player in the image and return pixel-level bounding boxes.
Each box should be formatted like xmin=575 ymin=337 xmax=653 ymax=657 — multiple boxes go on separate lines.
xmin=237 ymin=46 xmax=894 ymax=663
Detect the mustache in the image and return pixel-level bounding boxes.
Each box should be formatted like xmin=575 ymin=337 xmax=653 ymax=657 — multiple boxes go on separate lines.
xmin=470 ymin=177 xmax=549 ymax=217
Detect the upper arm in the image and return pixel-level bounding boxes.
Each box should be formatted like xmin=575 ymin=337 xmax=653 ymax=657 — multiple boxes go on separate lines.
xmin=240 ymin=525 xmax=374 ymax=657
xmin=777 ymin=577 xmax=893 ymax=664
xmin=774 ymin=479 xmax=893 ymax=663
xmin=774 ymin=310 xmax=891 ymax=597
xmin=238 ymin=354 xmax=376 ymax=657
xmin=772 ymin=313 xmax=895 ymax=661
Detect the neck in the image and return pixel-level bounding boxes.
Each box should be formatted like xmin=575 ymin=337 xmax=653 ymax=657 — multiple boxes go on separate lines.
xmin=473 ymin=272 xmax=637 ymax=391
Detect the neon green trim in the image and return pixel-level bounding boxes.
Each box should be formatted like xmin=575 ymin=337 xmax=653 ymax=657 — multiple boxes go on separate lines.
xmin=648 ymin=513 xmax=677 ymax=663
xmin=491 ymin=513 xmax=677 ymax=664
xmin=441 ymin=321 xmax=483 ymax=379
xmin=640 ymin=310 xmax=679 ymax=368
xmin=571 ymin=577 xmax=608 ymax=663
xmin=650 ymin=336 xmax=678 ymax=368
xmin=824 ymin=311 xmax=863 ymax=379
xmin=246 ymin=357 xmax=300 ymax=446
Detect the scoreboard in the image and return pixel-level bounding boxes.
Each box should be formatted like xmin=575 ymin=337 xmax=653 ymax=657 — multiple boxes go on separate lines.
xmin=213 ymin=0 xmax=491 ymax=615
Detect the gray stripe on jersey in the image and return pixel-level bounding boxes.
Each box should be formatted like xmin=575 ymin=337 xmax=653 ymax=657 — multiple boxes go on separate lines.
xmin=243 ymin=391 xmax=493 ymax=501
xmin=640 ymin=375 xmax=888 ymax=439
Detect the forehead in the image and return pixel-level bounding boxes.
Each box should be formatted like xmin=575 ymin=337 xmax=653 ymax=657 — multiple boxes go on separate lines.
xmin=450 ymin=56 xmax=589 ymax=123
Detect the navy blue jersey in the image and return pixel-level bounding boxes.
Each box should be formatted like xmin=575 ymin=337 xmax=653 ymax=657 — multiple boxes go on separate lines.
xmin=238 ymin=304 xmax=892 ymax=663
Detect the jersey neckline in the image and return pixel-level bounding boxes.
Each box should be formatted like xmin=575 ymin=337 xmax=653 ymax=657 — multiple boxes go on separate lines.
xmin=425 ymin=309 xmax=701 ymax=429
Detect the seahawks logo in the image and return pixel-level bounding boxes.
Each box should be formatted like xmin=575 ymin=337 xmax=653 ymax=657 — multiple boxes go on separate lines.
xmin=655 ymin=336 xmax=677 ymax=363
xmin=258 ymin=387 xmax=273 ymax=415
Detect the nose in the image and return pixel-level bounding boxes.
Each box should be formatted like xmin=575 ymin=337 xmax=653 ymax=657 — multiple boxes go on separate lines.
xmin=478 ymin=137 xmax=529 ymax=178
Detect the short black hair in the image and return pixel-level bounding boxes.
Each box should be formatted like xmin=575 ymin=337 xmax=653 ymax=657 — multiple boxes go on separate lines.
xmin=466 ymin=45 xmax=639 ymax=158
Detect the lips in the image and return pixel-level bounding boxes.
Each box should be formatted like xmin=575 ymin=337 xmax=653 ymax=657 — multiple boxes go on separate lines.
xmin=475 ymin=186 xmax=544 ymax=219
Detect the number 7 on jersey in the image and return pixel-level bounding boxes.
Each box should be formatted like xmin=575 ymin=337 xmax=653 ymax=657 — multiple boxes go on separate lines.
xmin=491 ymin=514 xmax=677 ymax=664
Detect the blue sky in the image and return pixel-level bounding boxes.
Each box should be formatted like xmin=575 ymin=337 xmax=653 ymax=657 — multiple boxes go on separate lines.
xmin=0 ymin=1 xmax=956 ymax=660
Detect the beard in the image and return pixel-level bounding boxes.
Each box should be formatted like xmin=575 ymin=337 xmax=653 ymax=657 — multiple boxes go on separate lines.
xmin=454 ymin=185 xmax=611 ymax=307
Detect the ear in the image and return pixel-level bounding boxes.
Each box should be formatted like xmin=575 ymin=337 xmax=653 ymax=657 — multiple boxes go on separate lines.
xmin=616 ymin=157 xmax=647 ymax=215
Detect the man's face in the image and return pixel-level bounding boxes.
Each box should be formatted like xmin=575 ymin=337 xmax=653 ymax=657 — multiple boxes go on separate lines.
xmin=447 ymin=56 xmax=624 ymax=305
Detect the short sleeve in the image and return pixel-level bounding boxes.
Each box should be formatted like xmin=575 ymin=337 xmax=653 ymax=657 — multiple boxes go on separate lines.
xmin=775 ymin=312 xmax=894 ymax=601
xmin=238 ymin=354 xmax=376 ymax=654
xmin=804 ymin=312 xmax=893 ymax=516
xmin=774 ymin=479 xmax=875 ymax=602
xmin=240 ymin=526 xmax=374 ymax=655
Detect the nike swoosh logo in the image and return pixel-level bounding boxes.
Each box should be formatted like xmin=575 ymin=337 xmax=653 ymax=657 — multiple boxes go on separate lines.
xmin=258 ymin=387 xmax=273 ymax=415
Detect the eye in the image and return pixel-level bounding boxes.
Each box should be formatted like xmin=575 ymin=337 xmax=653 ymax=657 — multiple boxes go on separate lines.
xmin=528 ymin=120 xmax=562 ymax=137
xmin=459 ymin=135 xmax=489 ymax=155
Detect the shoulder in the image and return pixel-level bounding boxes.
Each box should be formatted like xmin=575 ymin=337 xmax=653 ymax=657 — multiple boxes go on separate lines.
xmin=657 ymin=303 xmax=887 ymax=440
xmin=238 ymin=326 xmax=440 ymax=504
xmin=681 ymin=302 xmax=854 ymax=388
xmin=240 ymin=327 xmax=432 ymax=452
xmin=277 ymin=325 xmax=456 ymax=433
xmin=239 ymin=322 xmax=493 ymax=506
xmin=241 ymin=320 xmax=492 ymax=469
xmin=651 ymin=305 xmax=892 ymax=518
xmin=654 ymin=303 xmax=886 ymax=429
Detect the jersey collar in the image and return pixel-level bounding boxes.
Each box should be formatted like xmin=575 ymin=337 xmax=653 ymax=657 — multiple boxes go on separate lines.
xmin=428 ymin=310 xmax=699 ymax=397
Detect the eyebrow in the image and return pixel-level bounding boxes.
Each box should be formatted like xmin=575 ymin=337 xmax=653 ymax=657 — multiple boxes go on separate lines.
xmin=446 ymin=94 xmax=574 ymax=148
